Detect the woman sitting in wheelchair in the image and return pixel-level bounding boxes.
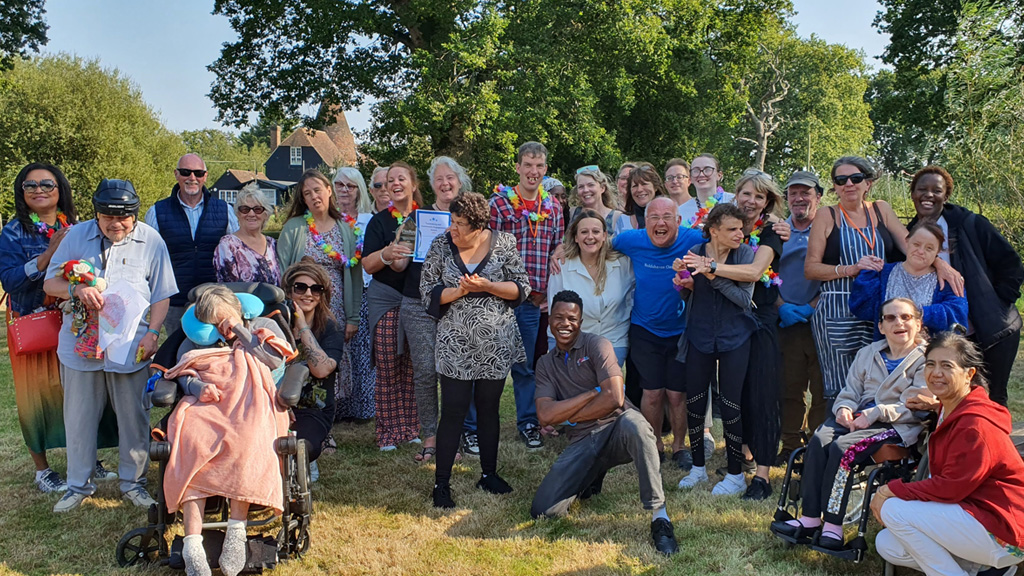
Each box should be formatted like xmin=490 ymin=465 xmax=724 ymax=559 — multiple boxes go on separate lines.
xmin=871 ymin=331 xmax=1024 ymax=576
xmin=771 ymin=298 xmax=931 ymax=550
xmin=163 ymin=285 xmax=295 ymax=576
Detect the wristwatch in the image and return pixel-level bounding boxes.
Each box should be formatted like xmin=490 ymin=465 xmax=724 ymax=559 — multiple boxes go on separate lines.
xmin=709 ymin=260 xmax=718 ymax=274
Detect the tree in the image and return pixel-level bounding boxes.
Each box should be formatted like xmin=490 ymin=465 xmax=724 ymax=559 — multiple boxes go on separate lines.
xmin=181 ymin=129 xmax=270 ymax=183
xmin=0 ymin=0 xmax=48 ymax=70
xmin=237 ymin=110 xmax=300 ymax=151
xmin=0 ymin=55 xmax=185 ymax=217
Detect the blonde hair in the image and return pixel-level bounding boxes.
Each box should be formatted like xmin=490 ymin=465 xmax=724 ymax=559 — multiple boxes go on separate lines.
xmin=193 ymin=285 xmax=242 ymax=324
xmin=563 ymin=209 xmax=620 ymax=295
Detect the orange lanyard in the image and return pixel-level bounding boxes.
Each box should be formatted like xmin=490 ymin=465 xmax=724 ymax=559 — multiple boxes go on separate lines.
xmin=838 ymin=201 xmax=877 ymax=252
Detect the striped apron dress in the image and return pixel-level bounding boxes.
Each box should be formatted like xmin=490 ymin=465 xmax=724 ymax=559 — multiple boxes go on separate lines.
xmin=811 ymin=208 xmax=886 ymax=398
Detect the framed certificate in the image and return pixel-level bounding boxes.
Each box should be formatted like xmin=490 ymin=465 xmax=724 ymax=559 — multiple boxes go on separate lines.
xmin=412 ymin=209 xmax=452 ymax=263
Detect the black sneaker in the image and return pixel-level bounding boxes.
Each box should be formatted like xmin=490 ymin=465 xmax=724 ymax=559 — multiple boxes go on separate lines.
xmin=672 ymin=449 xmax=693 ymax=471
xmin=650 ymin=518 xmax=680 ymax=555
xmin=519 ymin=424 xmax=543 ymax=449
xmin=741 ymin=476 xmax=773 ymax=501
xmin=461 ymin=431 xmax=480 ymax=457
xmin=476 ymin=474 xmax=513 ymax=495
xmin=432 ymin=484 xmax=456 ymax=509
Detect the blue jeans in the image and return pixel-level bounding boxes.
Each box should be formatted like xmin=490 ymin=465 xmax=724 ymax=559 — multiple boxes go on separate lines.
xmin=466 ymin=299 xmax=540 ymax=433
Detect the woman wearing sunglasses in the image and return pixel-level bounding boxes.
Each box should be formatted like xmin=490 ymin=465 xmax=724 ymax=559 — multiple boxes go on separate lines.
xmin=0 ymin=163 xmax=118 ymax=494
xmin=213 ymin=183 xmax=281 ymax=285
xmin=804 ymin=156 xmax=963 ymax=404
xmin=905 ymin=166 xmax=1023 ymax=407
xmin=369 ymin=166 xmax=391 ymax=213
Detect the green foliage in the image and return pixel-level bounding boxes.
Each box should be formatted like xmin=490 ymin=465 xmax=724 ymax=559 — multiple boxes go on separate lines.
xmin=0 ymin=0 xmax=47 ymax=70
xmin=237 ymin=110 xmax=300 ymax=150
xmin=181 ymin=128 xmax=270 ymax=183
xmin=0 ymin=55 xmax=184 ymax=218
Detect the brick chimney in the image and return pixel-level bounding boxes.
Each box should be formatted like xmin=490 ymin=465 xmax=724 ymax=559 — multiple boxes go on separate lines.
xmin=270 ymin=125 xmax=281 ymax=149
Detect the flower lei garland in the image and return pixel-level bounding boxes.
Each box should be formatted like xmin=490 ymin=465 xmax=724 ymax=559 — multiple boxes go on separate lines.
xmin=744 ymin=215 xmax=783 ymax=288
xmin=493 ymin=184 xmax=553 ymax=236
xmin=30 ymin=210 xmax=69 ymax=238
xmin=304 ymin=211 xmax=362 ymax=268
xmin=387 ymin=201 xmax=419 ymax=226
xmin=685 ymin=188 xmax=727 ymax=229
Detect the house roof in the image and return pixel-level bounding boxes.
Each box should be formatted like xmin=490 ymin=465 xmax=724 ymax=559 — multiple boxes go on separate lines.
xmin=320 ymin=104 xmax=359 ymax=166
xmin=280 ymin=128 xmax=344 ymax=168
xmin=225 ymin=169 xmax=268 ymax=182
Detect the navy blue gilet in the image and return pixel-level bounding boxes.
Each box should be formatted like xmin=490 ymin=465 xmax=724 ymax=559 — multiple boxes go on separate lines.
xmin=154 ymin=187 xmax=228 ymax=306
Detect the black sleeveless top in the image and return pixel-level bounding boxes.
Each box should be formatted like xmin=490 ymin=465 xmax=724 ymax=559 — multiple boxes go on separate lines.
xmin=823 ymin=202 xmax=903 ymax=265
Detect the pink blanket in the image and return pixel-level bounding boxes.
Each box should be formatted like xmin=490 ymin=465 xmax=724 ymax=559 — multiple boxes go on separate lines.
xmin=163 ymin=329 xmax=293 ymax=513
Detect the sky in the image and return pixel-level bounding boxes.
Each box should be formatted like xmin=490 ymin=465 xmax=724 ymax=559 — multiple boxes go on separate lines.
xmin=40 ymin=0 xmax=890 ymax=139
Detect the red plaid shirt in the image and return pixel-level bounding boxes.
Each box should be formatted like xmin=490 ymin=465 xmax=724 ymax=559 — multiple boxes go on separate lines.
xmin=489 ymin=189 xmax=563 ymax=295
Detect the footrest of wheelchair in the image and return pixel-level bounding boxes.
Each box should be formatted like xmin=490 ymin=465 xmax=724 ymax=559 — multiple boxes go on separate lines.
xmin=770 ymin=529 xmax=813 ymax=547
xmin=810 ymin=543 xmax=864 ymax=562
xmin=167 ymin=531 xmax=279 ymax=573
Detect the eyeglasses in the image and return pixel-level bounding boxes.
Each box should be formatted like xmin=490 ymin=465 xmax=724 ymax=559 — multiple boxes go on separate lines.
xmin=238 ymin=205 xmax=266 ymax=215
xmin=576 ymin=165 xmax=600 ymax=175
xmin=335 ymin=182 xmax=357 ymax=190
xmin=22 ymin=179 xmax=57 ymax=193
xmin=833 ymin=173 xmax=867 ymax=186
xmin=881 ymin=313 xmax=915 ymax=323
xmin=665 ymin=174 xmax=690 ymax=182
xmin=177 ymin=168 xmax=208 ymax=178
xmin=292 ymin=282 xmax=325 ymax=295
xmin=691 ymin=166 xmax=718 ymax=177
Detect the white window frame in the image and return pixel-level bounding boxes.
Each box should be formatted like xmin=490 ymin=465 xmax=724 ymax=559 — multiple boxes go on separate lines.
xmin=289 ymin=146 xmax=302 ymax=166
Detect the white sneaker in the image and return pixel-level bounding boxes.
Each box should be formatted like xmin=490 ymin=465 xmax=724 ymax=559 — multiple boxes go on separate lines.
xmin=379 ymin=445 xmax=397 ymax=452
xmin=309 ymin=460 xmax=319 ymax=483
xmin=677 ymin=466 xmax=709 ymax=489
xmin=122 ymin=487 xmax=157 ymax=508
xmin=712 ymin=473 xmax=747 ymax=496
xmin=36 ymin=469 xmax=68 ymax=493
xmin=53 ymin=490 xmax=87 ymax=513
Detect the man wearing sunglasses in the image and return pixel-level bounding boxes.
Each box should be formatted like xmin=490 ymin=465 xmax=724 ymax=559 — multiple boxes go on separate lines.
xmin=144 ymin=153 xmax=239 ymax=334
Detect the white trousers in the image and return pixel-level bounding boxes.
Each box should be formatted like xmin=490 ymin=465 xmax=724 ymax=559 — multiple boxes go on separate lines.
xmin=876 ymin=497 xmax=1022 ymax=576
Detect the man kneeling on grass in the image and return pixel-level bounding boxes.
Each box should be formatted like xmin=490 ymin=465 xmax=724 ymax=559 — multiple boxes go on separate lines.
xmin=531 ymin=290 xmax=679 ymax=555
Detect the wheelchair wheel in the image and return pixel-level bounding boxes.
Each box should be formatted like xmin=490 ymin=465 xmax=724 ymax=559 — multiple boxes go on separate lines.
xmin=115 ymin=527 xmax=167 ymax=567
xmin=843 ymin=473 xmax=870 ymax=525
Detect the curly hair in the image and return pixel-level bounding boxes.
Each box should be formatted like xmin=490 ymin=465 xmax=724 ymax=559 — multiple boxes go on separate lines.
xmin=282 ymin=257 xmax=336 ymax=338
xmin=702 ymin=202 xmax=747 ymax=240
xmin=449 ymin=192 xmax=489 ymax=230
xmin=909 ymin=165 xmax=954 ymax=201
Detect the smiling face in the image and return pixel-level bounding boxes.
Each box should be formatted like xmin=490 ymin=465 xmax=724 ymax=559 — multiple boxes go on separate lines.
xmin=515 ymin=153 xmax=548 ymax=194
xmin=616 ymin=167 xmax=633 ymax=198
xmin=786 ymin=184 xmax=820 ymax=223
xmin=22 ymin=168 xmax=60 ymax=214
xmin=431 ymin=163 xmax=461 ymax=206
xmin=690 ymin=156 xmax=721 ymax=194
xmin=175 ymin=154 xmax=207 ymax=198
xmin=924 ymin=346 xmax=976 ymax=402
xmin=709 ymin=215 xmax=745 ymax=250
xmin=97 ymin=213 xmax=135 ymax=243
xmin=574 ymin=217 xmax=606 ymax=258
xmin=334 ymin=177 xmax=359 ymax=213
xmin=906 ymin=227 xmax=941 ymax=271
xmin=630 ymin=178 xmax=656 ymax=209
xmin=734 ymin=183 xmax=768 ymax=223
xmin=833 ymin=163 xmax=873 ymax=205
xmin=664 ymin=165 xmax=691 ymax=202
xmin=549 ymin=300 xmax=583 ymax=350
xmin=911 ymin=173 xmax=949 ymax=221
xmin=387 ymin=166 xmax=414 ymax=204
xmin=576 ymin=174 xmax=603 ymax=209
xmin=237 ymin=199 xmax=268 ymax=232
xmin=878 ymin=299 xmax=922 ymax=350
xmin=290 ymin=274 xmax=322 ymax=315
xmin=645 ymin=197 xmax=680 ymax=248
xmin=302 ymin=176 xmax=332 ymax=216
xmin=370 ymin=170 xmax=390 ymax=209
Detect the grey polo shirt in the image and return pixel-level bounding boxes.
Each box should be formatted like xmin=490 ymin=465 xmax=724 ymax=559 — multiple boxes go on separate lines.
xmin=46 ymin=220 xmax=178 ymax=373
xmin=778 ymin=216 xmax=821 ymax=306
xmin=535 ymin=331 xmax=633 ymax=443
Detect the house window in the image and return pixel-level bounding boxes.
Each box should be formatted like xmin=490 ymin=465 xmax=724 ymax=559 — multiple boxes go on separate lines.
xmin=290 ymin=146 xmax=302 ymax=166
xmin=221 ymin=190 xmax=237 ymax=205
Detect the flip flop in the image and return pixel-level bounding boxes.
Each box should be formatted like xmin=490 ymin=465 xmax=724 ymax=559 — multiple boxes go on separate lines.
xmin=415 ymin=447 xmax=437 ymax=463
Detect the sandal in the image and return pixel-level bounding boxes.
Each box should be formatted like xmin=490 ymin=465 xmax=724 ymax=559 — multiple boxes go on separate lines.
xmin=415 ymin=447 xmax=436 ymax=463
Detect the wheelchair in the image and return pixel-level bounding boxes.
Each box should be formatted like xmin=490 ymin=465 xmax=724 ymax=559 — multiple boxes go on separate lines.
xmin=115 ymin=282 xmax=314 ymax=573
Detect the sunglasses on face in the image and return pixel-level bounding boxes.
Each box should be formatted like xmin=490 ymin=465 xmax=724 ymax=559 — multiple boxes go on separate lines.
xmin=177 ymin=168 xmax=208 ymax=178
xmin=22 ymin=179 xmax=57 ymax=193
xmin=882 ymin=313 xmax=915 ymax=323
xmin=238 ymin=205 xmax=266 ymax=215
xmin=371 ymin=182 xmax=384 ymax=189
xmin=292 ymin=282 xmax=325 ymax=295
xmin=691 ymin=166 xmax=718 ymax=177
xmin=833 ymin=173 xmax=867 ymax=186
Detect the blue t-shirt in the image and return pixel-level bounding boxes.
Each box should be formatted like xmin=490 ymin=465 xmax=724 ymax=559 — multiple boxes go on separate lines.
xmin=613 ymin=227 xmax=704 ymax=338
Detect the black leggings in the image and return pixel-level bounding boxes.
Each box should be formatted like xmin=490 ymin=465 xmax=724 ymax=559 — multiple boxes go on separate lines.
xmin=291 ymin=409 xmax=330 ymax=463
xmin=435 ymin=376 xmax=505 ymax=486
xmin=686 ymin=339 xmax=750 ymax=474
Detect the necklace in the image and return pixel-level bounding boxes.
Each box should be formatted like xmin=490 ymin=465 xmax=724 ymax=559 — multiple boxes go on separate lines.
xmin=838 ymin=201 xmax=877 ymax=252
xmin=304 ymin=211 xmax=361 ymax=268
xmin=685 ymin=189 xmax=726 ymax=229
xmin=494 ymin=184 xmax=553 ymax=237
xmin=30 ymin=210 xmax=69 ymax=238
xmin=387 ymin=201 xmax=418 ymax=226
xmin=743 ymin=216 xmax=783 ymax=288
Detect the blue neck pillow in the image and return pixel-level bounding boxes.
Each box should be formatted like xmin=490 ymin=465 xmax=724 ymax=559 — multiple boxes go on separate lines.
xmin=181 ymin=293 xmax=265 ymax=346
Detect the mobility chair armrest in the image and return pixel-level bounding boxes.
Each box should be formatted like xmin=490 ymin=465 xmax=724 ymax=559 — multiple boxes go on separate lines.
xmin=277 ymin=364 xmax=309 ymax=408
xmin=152 ymin=378 xmax=181 ymax=407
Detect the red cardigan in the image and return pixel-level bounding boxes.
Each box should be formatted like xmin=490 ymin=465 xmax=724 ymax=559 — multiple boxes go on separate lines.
xmin=888 ymin=386 xmax=1024 ymax=546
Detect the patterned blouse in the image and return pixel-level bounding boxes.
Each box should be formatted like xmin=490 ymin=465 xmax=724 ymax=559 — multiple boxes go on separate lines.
xmin=213 ymin=234 xmax=281 ymax=285
xmin=420 ymin=231 xmax=531 ymax=380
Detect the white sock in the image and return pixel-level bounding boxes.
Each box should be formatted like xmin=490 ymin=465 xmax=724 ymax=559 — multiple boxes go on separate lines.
xmin=36 ymin=469 xmax=50 ymax=481
xmin=182 ymin=534 xmax=211 ymax=576
xmin=219 ymin=519 xmax=247 ymax=576
xmin=652 ymin=507 xmax=670 ymax=523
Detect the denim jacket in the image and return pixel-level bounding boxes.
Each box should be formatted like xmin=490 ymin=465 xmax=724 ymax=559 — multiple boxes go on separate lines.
xmin=0 ymin=218 xmax=55 ymax=315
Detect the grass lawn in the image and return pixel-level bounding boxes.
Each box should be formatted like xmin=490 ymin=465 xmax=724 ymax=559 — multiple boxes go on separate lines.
xmin=0 ymin=332 xmax=1021 ymax=576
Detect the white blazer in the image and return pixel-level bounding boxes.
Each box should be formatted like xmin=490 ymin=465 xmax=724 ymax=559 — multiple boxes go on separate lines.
xmin=547 ymin=256 xmax=634 ymax=350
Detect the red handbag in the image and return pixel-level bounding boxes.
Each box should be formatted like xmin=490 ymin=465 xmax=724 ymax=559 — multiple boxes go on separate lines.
xmin=6 ymin=303 xmax=63 ymax=357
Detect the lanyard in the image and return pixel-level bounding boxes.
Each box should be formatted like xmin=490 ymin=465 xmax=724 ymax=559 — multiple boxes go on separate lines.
xmin=838 ymin=201 xmax=877 ymax=252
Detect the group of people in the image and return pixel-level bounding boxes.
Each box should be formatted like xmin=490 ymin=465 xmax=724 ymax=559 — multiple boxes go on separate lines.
xmin=3 ymin=140 xmax=1024 ymax=571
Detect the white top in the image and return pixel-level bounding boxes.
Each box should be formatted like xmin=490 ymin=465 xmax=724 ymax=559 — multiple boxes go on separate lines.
xmin=547 ymin=256 xmax=634 ymax=349
xmin=677 ymin=191 xmax=736 ymax=226
xmin=357 ymin=212 xmax=374 ymax=287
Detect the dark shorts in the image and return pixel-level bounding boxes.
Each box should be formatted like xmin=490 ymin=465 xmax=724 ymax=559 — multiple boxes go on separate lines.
xmin=628 ymin=324 xmax=686 ymax=393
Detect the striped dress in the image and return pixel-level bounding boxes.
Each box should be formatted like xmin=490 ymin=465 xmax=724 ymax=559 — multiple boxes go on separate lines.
xmin=811 ymin=205 xmax=888 ymax=398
